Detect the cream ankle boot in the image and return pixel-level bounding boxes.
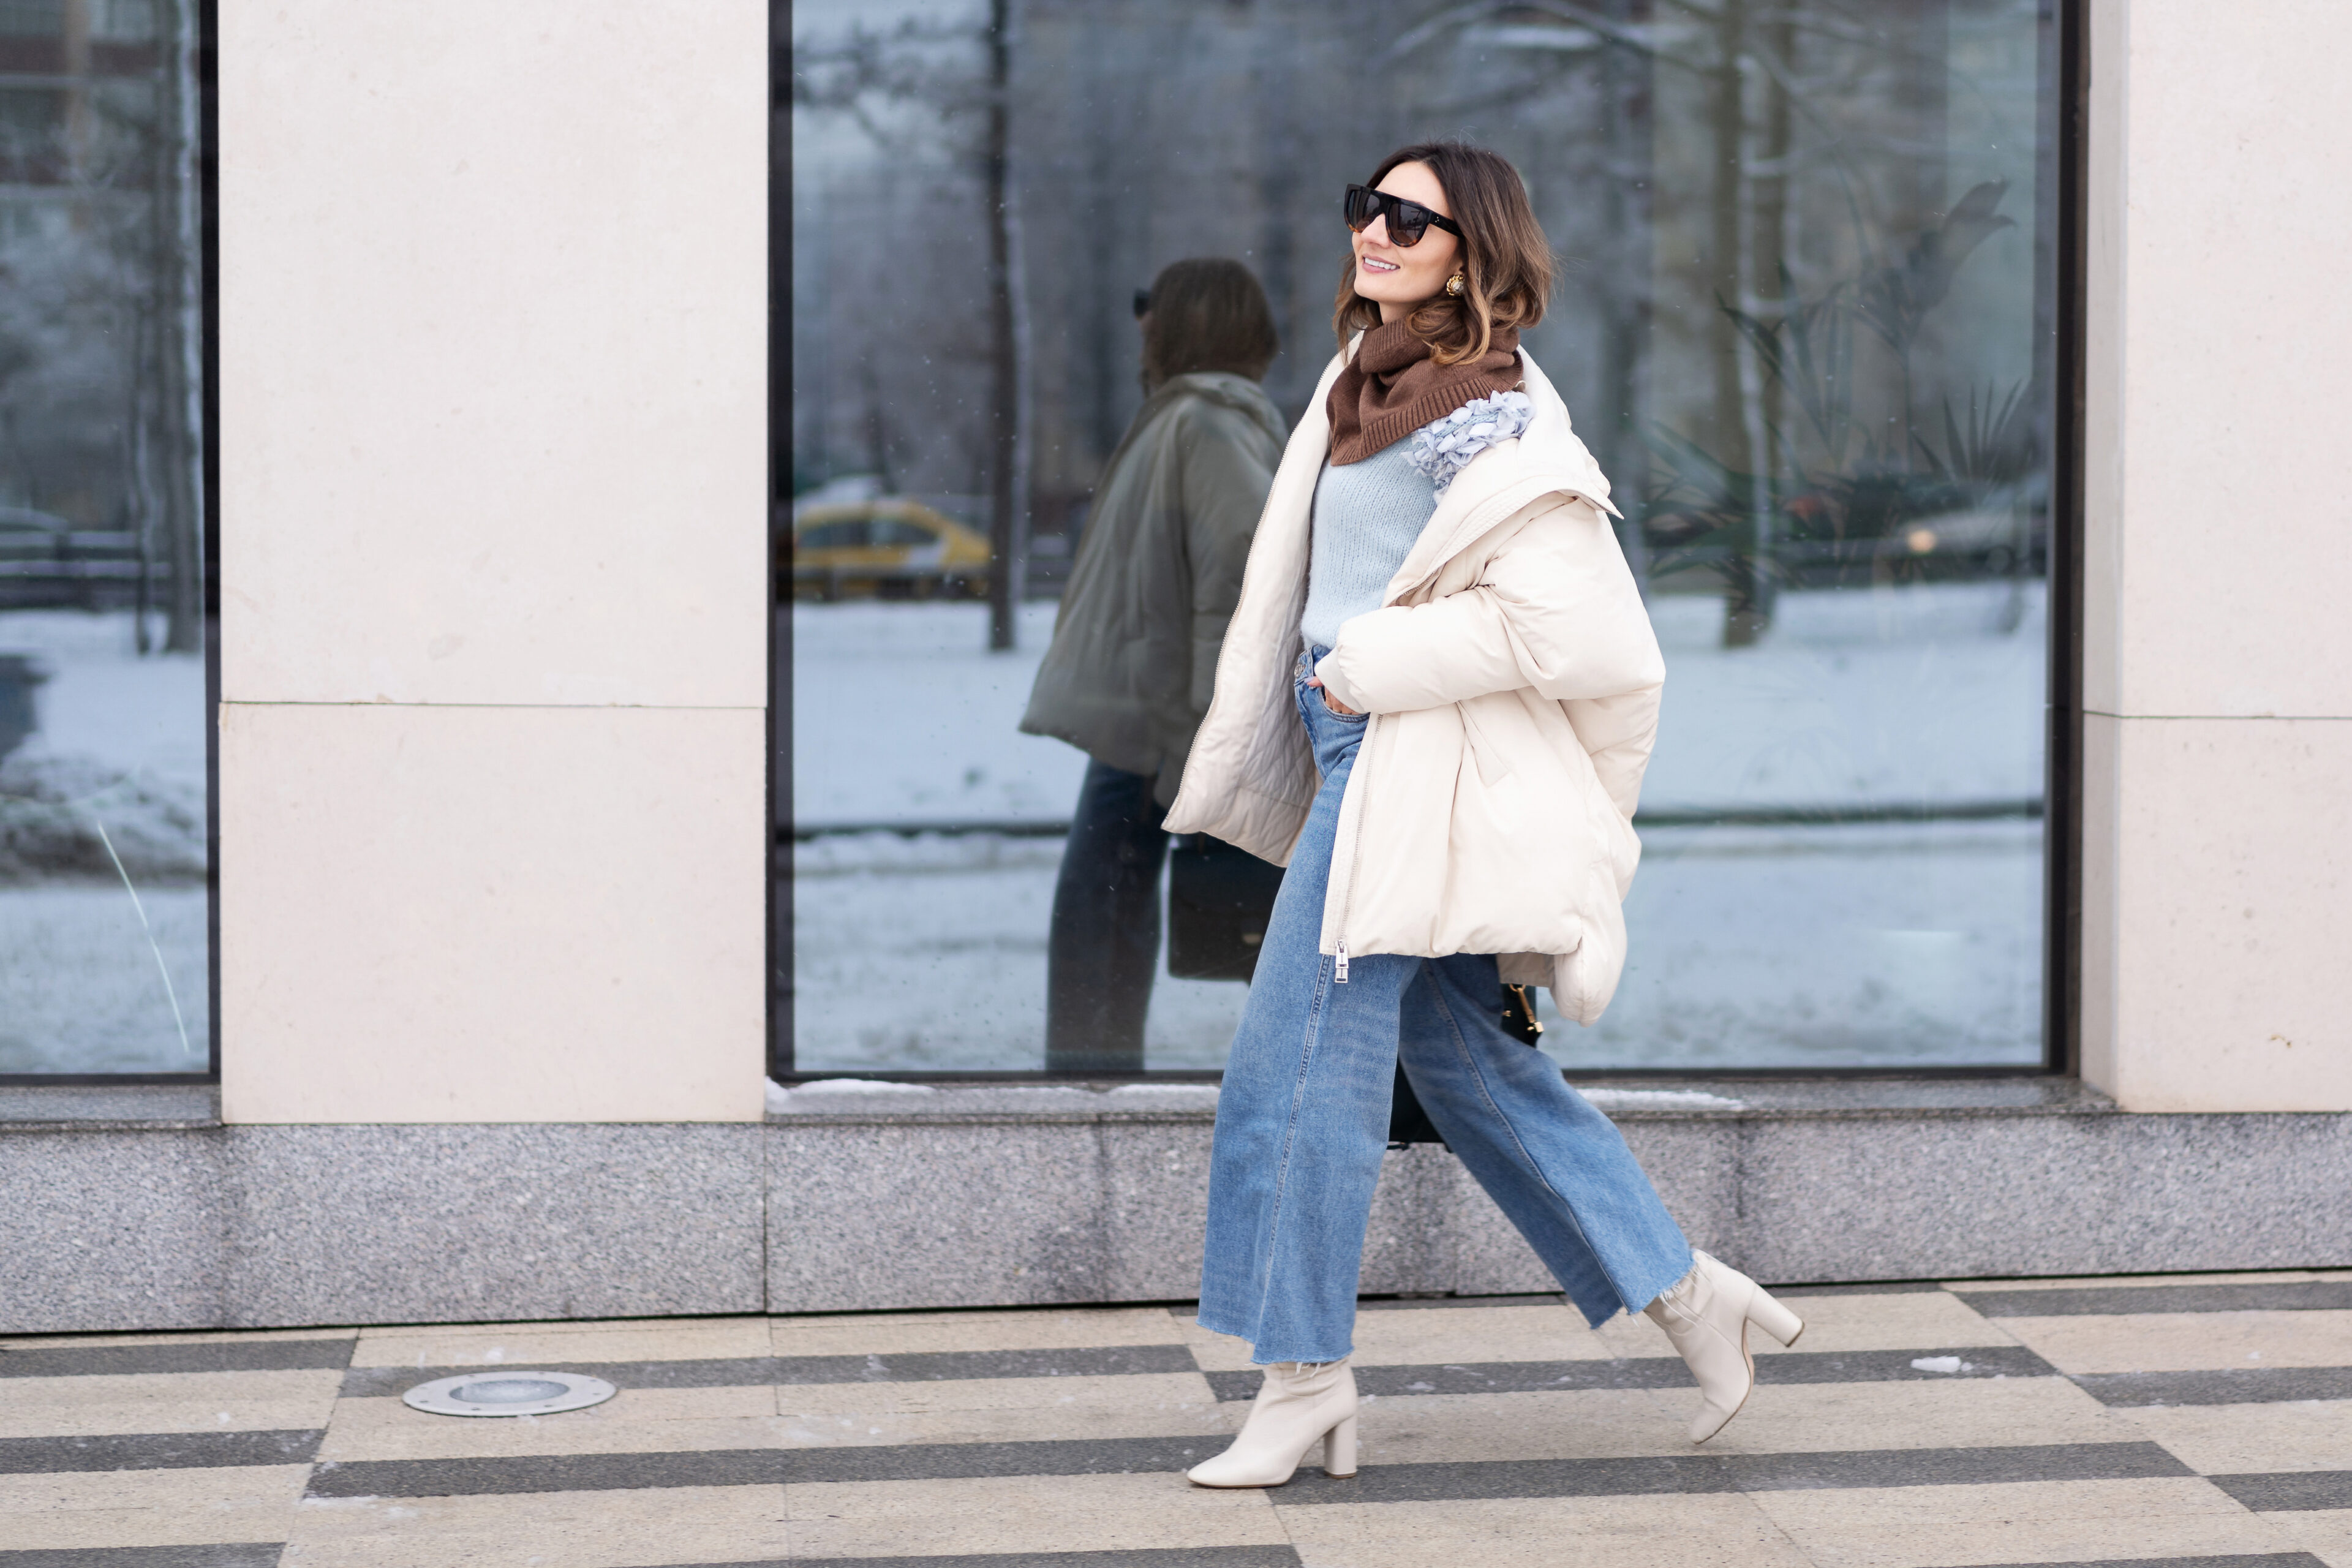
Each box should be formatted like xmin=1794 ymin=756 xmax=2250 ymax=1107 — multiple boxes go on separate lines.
xmin=1643 ymin=1251 xmax=1806 ymax=1443
xmin=1185 ymin=1357 xmax=1358 ymax=1488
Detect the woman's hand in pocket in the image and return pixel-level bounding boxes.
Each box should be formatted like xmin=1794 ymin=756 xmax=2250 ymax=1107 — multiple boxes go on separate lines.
xmin=1304 ymin=676 xmax=1360 ymax=717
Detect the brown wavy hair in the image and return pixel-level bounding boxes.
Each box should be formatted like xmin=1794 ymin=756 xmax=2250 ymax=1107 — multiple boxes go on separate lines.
xmin=1142 ymin=257 xmax=1280 ymax=389
xmin=1332 ymin=141 xmax=1553 ymax=366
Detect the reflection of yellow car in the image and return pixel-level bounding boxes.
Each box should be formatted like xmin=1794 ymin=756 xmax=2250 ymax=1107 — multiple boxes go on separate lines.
xmin=788 ymin=500 xmax=992 ymax=601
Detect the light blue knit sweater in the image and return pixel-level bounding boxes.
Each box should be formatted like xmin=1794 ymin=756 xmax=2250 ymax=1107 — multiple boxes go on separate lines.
xmin=1300 ymin=391 xmax=1532 ymax=652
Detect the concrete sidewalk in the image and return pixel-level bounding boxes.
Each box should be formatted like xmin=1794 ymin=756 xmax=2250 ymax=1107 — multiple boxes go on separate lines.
xmin=0 ymin=1269 xmax=2346 ymax=1565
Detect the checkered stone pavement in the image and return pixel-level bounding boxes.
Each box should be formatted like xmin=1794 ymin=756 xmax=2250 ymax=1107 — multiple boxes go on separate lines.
xmin=2 ymin=1270 xmax=2349 ymax=1566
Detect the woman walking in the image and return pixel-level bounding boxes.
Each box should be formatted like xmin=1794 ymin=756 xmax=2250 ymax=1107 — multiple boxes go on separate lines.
xmin=1166 ymin=143 xmax=1804 ymax=1488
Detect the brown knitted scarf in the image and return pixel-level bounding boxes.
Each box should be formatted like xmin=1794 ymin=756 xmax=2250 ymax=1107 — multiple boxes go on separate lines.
xmin=1325 ymin=317 xmax=1523 ymax=465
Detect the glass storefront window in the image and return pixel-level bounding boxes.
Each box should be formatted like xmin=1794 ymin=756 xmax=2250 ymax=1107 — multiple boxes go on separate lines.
xmin=780 ymin=0 xmax=2062 ymax=1075
xmin=0 ymin=0 xmax=209 ymax=1076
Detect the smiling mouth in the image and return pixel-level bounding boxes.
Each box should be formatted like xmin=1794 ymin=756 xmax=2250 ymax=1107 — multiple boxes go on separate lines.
xmin=1360 ymin=255 xmax=1401 ymax=274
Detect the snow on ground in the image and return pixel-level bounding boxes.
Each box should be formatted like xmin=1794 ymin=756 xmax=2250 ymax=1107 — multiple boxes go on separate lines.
xmin=790 ymin=583 xmax=2048 ymax=826
xmin=1642 ymin=582 xmax=2046 ymax=809
xmin=0 ymin=610 xmax=209 ymax=1072
xmin=791 ymin=601 xmax=1080 ymax=826
xmin=0 ymin=610 xmax=207 ymax=793
xmin=790 ymin=818 xmax=2040 ymax=1074
xmin=0 ymin=884 xmax=209 ymax=1073
xmin=1566 ymin=818 xmax=2043 ymax=1071
xmin=791 ymin=830 xmax=1250 ymax=1071
xmin=787 ymin=583 xmax=2050 ymax=1073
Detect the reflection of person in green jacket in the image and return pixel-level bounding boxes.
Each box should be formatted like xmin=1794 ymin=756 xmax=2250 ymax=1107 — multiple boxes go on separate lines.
xmin=1019 ymin=258 xmax=1286 ymax=1074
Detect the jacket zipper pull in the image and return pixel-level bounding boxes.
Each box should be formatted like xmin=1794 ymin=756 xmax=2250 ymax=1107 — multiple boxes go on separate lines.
xmin=1334 ymin=944 xmax=1349 ymax=984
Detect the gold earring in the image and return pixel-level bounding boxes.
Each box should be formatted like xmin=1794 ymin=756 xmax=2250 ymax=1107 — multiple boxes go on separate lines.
xmin=1446 ymin=273 xmax=1466 ymax=297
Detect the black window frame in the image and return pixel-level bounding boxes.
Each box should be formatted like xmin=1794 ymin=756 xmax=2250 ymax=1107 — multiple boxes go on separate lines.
xmin=1 ymin=0 xmax=221 ymax=1088
xmin=768 ymin=0 xmax=2090 ymax=1085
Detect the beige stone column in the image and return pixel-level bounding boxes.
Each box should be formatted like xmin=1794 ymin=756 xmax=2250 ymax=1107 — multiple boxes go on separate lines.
xmin=216 ymin=2 xmax=769 ymax=1121
xmin=2079 ymin=0 xmax=2352 ymax=1111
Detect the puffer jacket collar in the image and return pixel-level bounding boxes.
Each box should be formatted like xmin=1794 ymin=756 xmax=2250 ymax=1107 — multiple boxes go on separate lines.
xmin=1383 ymin=349 xmax=1621 ymax=607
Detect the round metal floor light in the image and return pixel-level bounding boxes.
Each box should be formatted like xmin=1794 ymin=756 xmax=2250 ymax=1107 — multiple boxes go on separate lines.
xmin=403 ymin=1370 xmax=617 ymax=1418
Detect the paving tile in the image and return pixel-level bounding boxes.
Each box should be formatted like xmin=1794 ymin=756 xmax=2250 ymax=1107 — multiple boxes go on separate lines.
xmin=783 ymin=1472 xmax=1289 ymax=1559
xmin=1276 ymin=1451 xmax=1733 ymax=1504
xmin=0 ymin=1330 xmax=353 ymax=1354
xmin=0 ymin=1465 xmax=307 ymax=1548
xmin=2115 ymin=1401 xmax=2352 ymax=1474
xmin=337 ymin=1345 xmax=1202 ymax=1400
xmin=350 ymin=1317 xmax=771 ymax=1370
xmin=2254 ymin=1509 xmax=2352 ymax=1568
xmin=1744 ymin=1476 xmax=2286 ymax=1568
xmin=1265 ymin=1442 xmax=2188 ymax=1507
xmin=775 ymin=1371 xmax=1225 ymax=1446
xmin=771 ymin=1308 xmax=1187 ymax=1358
xmin=787 ymin=1436 xmax=1229 ymax=1484
xmin=1702 ymin=1372 xmax=2128 ymax=1455
xmin=1946 ymin=1273 xmax=2337 ymax=1294
xmin=1935 ymin=1555 xmax=2326 ymax=1568
xmin=1727 ymin=1441 xmax=2192 ymax=1491
xmin=1349 ymin=1388 xmax=1683 ymax=1464
xmin=1279 ymin=1492 xmax=1811 ymax=1567
xmin=317 ymin=1387 xmax=785 ymax=1463
xmin=777 ymin=1396 xmax=1234 ymax=1450
xmin=0 ymin=1369 xmax=344 ymax=1439
xmin=0 ymin=1341 xmax=352 ymax=1381
xmin=2214 ymin=1473 xmax=2352 ymax=1512
xmin=305 ymin=1436 xmax=1239 ymax=1496
xmin=1206 ymin=1345 xmax=2059 ymax=1403
xmin=0 ymin=1430 xmax=320 ymax=1475
xmin=784 ymin=1554 xmax=1300 ymax=1568
xmin=1960 ymin=1284 xmax=2352 ymax=1317
xmin=1174 ymin=1303 xmax=1618 ymax=1371
xmin=775 ymin=1346 xmax=1204 ymax=1384
xmin=2000 ymin=1311 xmax=2352 ymax=1375
xmin=0 ymin=1548 xmax=289 ymax=1568
xmin=279 ymin=1483 xmax=788 ymax=1567
xmin=306 ymin=1449 xmax=786 ymax=1499
xmin=2081 ymin=1369 xmax=2352 ymax=1408
xmin=1588 ymin=1289 xmax=2019 ymax=1359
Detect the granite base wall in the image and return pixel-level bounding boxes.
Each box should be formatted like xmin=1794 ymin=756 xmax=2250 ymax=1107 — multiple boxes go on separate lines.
xmin=4 ymin=1087 xmax=2349 ymax=1333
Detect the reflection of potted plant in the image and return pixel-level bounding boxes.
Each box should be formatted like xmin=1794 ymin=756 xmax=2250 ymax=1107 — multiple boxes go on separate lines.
xmin=0 ymin=652 xmax=47 ymax=764
xmin=1644 ymin=181 xmax=2043 ymax=639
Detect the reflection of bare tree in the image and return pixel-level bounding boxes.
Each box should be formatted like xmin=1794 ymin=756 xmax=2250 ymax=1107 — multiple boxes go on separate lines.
xmin=0 ymin=0 xmax=205 ymax=653
xmin=790 ymin=0 xmax=2048 ymax=651
xmin=793 ymin=4 xmax=1033 ymax=650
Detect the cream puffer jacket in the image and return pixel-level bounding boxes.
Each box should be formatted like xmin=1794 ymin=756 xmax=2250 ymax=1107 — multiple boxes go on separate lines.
xmin=1161 ymin=344 xmax=1662 ymax=1024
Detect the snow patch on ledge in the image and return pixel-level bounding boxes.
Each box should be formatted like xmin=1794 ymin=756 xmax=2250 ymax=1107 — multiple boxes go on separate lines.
xmin=767 ymin=1077 xmax=938 ymax=1112
xmin=1575 ymin=1087 xmax=1747 ymax=1113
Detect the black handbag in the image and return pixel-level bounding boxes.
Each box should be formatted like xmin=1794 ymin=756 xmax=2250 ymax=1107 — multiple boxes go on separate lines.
xmin=1166 ymin=833 xmax=1287 ymax=981
xmin=1164 ymin=835 xmax=1543 ymax=1147
xmin=1387 ymin=984 xmax=1545 ymax=1147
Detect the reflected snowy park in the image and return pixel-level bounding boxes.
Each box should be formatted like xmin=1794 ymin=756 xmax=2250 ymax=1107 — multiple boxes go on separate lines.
xmin=790 ymin=584 xmax=2046 ymax=1072
xmin=0 ymin=612 xmax=210 ymax=1074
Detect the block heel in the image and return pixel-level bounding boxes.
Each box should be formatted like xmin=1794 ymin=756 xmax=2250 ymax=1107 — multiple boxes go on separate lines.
xmin=1747 ymin=1287 xmax=1806 ymax=1348
xmin=1323 ymin=1414 xmax=1358 ymax=1478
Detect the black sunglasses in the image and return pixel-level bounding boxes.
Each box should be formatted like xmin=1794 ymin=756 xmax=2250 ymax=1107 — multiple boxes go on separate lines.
xmin=1133 ymin=288 xmax=1153 ymax=320
xmin=1344 ymin=184 xmax=1463 ymax=247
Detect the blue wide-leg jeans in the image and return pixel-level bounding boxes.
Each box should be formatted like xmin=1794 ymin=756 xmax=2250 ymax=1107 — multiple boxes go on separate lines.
xmin=1197 ymin=651 xmax=1694 ymax=1365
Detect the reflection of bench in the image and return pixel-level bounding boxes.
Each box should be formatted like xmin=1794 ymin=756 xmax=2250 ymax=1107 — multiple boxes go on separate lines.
xmin=0 ymin=507 xmax=149 ymax=612
xmin=0 ymin=652 xmax=48 ymax=764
